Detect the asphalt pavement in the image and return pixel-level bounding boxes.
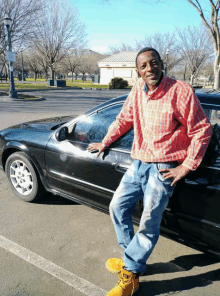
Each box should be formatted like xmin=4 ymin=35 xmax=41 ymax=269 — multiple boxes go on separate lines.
xmin=0 ymin=89 xmax=219 ymax=296
xmin=0 ymin=88 xmax=129 ymax=115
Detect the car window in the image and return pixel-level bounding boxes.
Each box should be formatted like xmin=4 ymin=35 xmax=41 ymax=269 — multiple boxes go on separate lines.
xmin=69 ymin=103 xmax=134 ymax=151
xmin=203 ymin=107 xmax=220 ymax=125
xmin=202 ymin=107 xmax=220 ymax=168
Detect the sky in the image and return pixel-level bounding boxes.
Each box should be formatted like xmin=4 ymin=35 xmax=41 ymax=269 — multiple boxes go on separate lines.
xmin=68 ymin=0 xmax=212 ymax=53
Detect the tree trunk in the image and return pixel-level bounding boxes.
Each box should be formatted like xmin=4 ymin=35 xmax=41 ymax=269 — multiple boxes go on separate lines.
xmin=213 ymin=53 xmax=220 ymax=89
xmin=34 ymin=72 xmax=37 ymax=81
xmin=72 ymin=71 xmax=74 ymax=82
xmin=190 ymin=74 xmax=195 ymax=85
xmin=51 ymin=65 xmax=55 ymax=80
xmin=183 ymin=65 xmax=186 ymax=81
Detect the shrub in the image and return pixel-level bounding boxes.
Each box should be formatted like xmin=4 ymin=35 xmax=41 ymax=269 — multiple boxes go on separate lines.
xmin=109 ymin=77 xmax=129 ymax=89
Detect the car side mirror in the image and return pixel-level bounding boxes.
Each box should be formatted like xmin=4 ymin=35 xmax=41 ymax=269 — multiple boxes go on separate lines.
xmin=56 ymin=126 xmax=68 ymax=141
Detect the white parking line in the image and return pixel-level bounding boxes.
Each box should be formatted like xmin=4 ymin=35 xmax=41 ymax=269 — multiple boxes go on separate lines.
xmin=0 ymin=235 xmax=107 ymax=296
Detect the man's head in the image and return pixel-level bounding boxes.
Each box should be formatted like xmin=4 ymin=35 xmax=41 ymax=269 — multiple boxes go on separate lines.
xmin=136 ymin=47 xmax=164 ymax=89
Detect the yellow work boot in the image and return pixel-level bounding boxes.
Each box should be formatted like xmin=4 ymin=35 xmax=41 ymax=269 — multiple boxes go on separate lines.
xmin=105 ymin=258 xmax=125 ymax=274
xmin=106 ymin=268 xmax=139 ymax=296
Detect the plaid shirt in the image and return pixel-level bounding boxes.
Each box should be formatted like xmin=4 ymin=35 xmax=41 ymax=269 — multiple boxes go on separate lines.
xmin=102 ymin=75 xmax=212 ymax=171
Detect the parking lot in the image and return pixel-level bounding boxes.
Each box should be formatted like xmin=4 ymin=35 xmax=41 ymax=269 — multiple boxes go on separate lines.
xmin=0 ymin=89 xmax=220 ymax=295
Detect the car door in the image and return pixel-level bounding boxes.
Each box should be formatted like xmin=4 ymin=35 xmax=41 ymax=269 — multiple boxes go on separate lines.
xmin=45 ymin=103 xmax=139 ymax=218
xmin=163 ymin=105 xmax=220 ymax=253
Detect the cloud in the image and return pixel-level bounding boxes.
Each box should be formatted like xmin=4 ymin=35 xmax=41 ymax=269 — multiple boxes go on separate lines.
xmin=91 ymin=45 xmax=109 ymax=53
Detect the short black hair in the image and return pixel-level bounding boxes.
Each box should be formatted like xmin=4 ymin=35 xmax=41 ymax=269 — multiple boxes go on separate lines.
xmin=136 ymin=47 xmax=162 ymax=68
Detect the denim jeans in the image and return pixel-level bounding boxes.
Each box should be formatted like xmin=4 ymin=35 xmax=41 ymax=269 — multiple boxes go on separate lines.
xmin=109 ymin=160 xmax=177 ymax=274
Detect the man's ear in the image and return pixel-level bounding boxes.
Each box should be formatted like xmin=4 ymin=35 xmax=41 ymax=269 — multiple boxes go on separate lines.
xmin=136 ymin=68 xmax=140 ymax=78
xmin=161 ymin=60 xmax=164 ymax=71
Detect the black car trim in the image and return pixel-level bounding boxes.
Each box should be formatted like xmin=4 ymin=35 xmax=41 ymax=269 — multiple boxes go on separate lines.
xmin=166 ymin=208 xmax=220 ymax=229
xmin=202 ymin=164 xmax=220 ymax=171
xmin=201 ymin=103 xmax=220 ymax=109
xmin=49 ymin=169 xmax=115 ymax=194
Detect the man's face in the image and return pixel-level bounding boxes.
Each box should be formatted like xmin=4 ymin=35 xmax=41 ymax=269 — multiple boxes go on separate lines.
xmin=136 ymin=51 xmax=163 ymax=87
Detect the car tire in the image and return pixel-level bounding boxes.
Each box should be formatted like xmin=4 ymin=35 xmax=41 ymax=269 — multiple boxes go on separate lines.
xmin=5 ymin=152 xmax=46 ymax=202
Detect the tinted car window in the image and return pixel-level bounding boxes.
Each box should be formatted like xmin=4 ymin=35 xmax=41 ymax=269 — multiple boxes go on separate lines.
xmin=70 ymin=103 xmax=134 ymax=151
xmin=202 ymin=107 xmax=220 ymax=168
xmin=203 ymin=107 xmax=220 ymax=125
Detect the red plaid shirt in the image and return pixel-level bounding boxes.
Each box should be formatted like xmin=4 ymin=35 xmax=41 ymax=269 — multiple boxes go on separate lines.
xmin=102 ymin=75 xmax=212 ymax=171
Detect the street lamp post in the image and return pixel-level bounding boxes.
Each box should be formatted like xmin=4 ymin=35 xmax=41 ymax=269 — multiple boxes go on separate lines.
xmin=3 ymin=15 xmax=18 ymax=99
xmin=165 ymin=49 xmax=170 ymax=75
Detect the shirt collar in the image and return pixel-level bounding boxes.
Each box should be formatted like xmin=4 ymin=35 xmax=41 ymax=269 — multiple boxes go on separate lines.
xmin=143 ymin=73 xmax=165 ymax=93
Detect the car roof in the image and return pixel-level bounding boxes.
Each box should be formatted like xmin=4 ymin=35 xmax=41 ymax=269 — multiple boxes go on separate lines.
xmin=196 ymin=92 xmax=220 ymax=107
xmin=84 ymin=92 xmax=220 ymax=116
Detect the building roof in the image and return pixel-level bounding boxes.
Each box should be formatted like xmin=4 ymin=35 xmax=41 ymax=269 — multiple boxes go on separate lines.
xmin=99 ymin=51 xmax=139 ymax=63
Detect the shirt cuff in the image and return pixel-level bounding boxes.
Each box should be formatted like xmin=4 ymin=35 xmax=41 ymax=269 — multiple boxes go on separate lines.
xmin=181 ymin=158 xmax=199 ymax=171
xmin=102 ymin=137 xmax=113 ymax=147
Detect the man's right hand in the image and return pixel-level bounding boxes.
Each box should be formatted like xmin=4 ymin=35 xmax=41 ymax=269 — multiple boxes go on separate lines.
xmin=87 ymin=143 xmax=107 ymax=158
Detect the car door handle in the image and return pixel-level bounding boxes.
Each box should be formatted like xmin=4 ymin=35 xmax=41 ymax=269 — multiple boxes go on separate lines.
xmin=115 ymin=164 xmax=130 ymax=173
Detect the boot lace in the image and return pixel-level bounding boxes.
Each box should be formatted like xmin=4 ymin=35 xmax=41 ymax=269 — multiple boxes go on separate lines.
xmin=118 ymin=273 xmax=136 ymax=295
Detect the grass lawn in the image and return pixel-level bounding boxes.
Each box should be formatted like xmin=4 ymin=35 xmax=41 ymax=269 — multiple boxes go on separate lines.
xmin=0 ymin=83 xmax=51 ymax=90
xmin=0 ymin=79 xmax=131 ymax=90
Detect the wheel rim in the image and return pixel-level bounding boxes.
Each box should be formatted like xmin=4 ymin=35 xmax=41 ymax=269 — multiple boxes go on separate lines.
xmin=9 ymin=160 xmax=34 ymax=195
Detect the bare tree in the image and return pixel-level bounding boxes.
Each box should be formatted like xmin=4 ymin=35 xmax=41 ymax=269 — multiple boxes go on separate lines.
xmin=77 ymin=55 xmax=92 ymax=81
xmin=199 ymin=59 xmax=215 ymax=86
xmin=176 ymin=25 xmax=213 ymax=85
xmin=186 ymin=1 xmax=220 ymax=89
xmin=61 ymin=50 xmax=81 ymax=81
xmin=136 ymin=32 xmax=182 ymax=73
xmin=74 ymin=67 xmax=81 ymax=80
xmin=0 ymin=0 xmax=43 ymax=54
xmin=25 ymin=51 xmax=42 ymax=80
xmin=0 ymin=0 xmax=43 ymax=83
xmin=109 ymin=43 xmax=134 ymax=54
xmin=36 ymin=54 xmax=50 ymax=80
xmin=0 ymin=54 xmax=8 ymax=81
xmin=14 ymin=50 xmax=29 ymax=79
xmin=106 ymin=0 xmax=220 ymax=89
xmin=76 ymin=50 xmax=104 ymax=81
xmin=32 ymin=0 xmax=87 ymax=80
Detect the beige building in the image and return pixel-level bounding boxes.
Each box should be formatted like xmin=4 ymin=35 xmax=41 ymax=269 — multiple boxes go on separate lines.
xmin=98 ymin=51 xmax=139 ymax=85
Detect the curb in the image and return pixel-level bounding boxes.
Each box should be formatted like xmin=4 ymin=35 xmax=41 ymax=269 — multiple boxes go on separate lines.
xmin=11 ymin=97 xmax=46 ymax=102
xmin=0 ymin=94 xmax=46 ymax=102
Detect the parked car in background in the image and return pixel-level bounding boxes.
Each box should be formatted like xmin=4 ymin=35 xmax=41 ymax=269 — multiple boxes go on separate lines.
xmin=0 ymin=92 xmax=219 ymax=259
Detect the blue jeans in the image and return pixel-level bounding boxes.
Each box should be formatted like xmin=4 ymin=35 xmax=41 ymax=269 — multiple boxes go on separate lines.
xmin=109 ymin=160 xmax=177 ymax=274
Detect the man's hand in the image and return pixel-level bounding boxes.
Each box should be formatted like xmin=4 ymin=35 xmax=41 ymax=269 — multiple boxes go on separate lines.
xmin=87 ymin=143 xmax=106 ymax=158
xmin=159 ymin=164 xmax=191 ymax=187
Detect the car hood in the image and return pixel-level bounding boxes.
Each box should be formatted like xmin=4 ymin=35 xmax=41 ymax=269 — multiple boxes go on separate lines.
xmin=6 ymin=115 xmax=74 ymax=131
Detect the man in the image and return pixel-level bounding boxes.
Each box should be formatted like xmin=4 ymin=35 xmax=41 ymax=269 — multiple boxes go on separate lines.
xmin=87 ymin=47 xmax=212 ymax=296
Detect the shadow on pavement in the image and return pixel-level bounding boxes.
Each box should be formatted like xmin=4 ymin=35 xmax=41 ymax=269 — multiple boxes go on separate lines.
xmin=138 ymin=269 xmax=220 ymax=295
xmin=145 ymin=253 xmax=219 ymax=276
xmin=137 ymin=254 xmax=219 ymax=295
xmin=37 ymin=192 xmax=79 ymax=206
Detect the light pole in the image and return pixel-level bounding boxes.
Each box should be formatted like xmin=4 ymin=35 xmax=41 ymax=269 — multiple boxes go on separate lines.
xmin=165 ymin=49 xmax=169 ymax=75
xmin=3 ymin=15 xmax=18 ymax=99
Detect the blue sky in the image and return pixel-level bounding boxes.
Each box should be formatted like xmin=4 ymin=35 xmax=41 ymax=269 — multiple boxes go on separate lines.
xmin=68 ymin=0 xmax=211 ymax=53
